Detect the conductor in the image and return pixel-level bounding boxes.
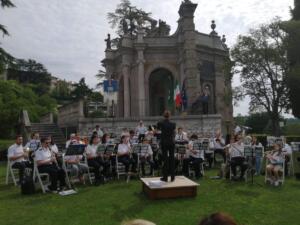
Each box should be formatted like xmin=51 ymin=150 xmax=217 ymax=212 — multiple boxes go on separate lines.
xmin=157 ymin=110 xmax=176 ymax=182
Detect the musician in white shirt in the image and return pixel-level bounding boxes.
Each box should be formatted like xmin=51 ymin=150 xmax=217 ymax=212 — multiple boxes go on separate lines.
xmin=228 ymin=134 xmax=247 ymax=181
xmin=175 ymin=127 xmax=189 ymax=143
xmin=24 ymin=132 xmax=40 ymax=151
xmin=117 ymin=135 xmax=137 ymax=173
xmin=213 ymin=131 xmax=226 ymax=163
xmin=35 ymin=137 xmax=66 ymax=191
xmin=86 ymin=135 xmax=110 ymax=185
xmin=182 ymin=134 xmax=204 ymax=179
xmin=139 ymin=138 xmax=154 ymax=176
xmin=7 ymin=135 xmax=31 ymax=183
xmin=266 ymin=143 xmax=285 ymax=186
xmin=136 ymin=120 xmax=147 ymax=142
xmin=66 ymin=133 xmax=80 ymax=149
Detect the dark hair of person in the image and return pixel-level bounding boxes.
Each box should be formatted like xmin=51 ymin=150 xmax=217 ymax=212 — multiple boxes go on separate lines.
xmin=129 ymin=130 xmax=135 ymax=135
xmin=92 ymin=131 xmax=98 ymax=136
xmin=89 ymin=135 xmax=98 ymax=145
xmin=31 ymin=132 xmax=36 ymax=139
xmin=234 ymin=134 xmax=241 ymax=142
xmin=199 ymin=212 xmax=237 ymax=225
xmin=102 ymin=133 xmax=109 ymax=144
xmin=163 ymin=110 xmax=171 ymax=119
xmin=191 ymin=134 xmax=198 ymax=140
xmin=48 ymin=136 xmax=55 ymax=145
xmin=120 ymin=135 xmax=126 ymax=143
xmin=16 ymin=135 xmax=23 ymax=140
xmin=41 ymin=137 xmax=49 ymax=144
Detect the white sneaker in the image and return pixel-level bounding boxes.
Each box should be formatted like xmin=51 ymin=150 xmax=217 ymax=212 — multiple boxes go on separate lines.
xmin=274 ymin=181 xmax=279 ymax=187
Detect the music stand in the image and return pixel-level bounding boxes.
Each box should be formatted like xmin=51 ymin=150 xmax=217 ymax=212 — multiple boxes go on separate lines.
xmin=244 ymin=145 xmax=262 ymax=186
xmin=65 ymin=144 xmax=86 ymax=156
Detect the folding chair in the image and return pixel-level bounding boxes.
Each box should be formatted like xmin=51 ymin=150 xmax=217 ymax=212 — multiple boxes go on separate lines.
xmin=115 ymin=154 xmax=129 ymax=182
xmin=33 ymin=158 xmax=50 ymax=193
xmin=188 ymin=141 xmax=205 ymax=177
xmin=5 ymin=159 xmax=19 ymax=186
xmin=265 ymin=157 xmax=285 ymax=185
xmin=83 ymin=153 xmax=95 ymax=185
xmin=137 ymin=144 xmax=154 ymax=177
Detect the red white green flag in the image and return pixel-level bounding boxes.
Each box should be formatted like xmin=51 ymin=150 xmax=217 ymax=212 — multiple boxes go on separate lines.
xmin=174 ymin=80 xmax=182 ymax=108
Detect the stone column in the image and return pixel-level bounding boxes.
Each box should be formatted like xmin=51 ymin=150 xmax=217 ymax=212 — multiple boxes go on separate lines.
xmin=136 ymin=28 xmax=146 ymax=117
xmin=122 ymin=65 xmax=131 ymax=117
xmin=178 ymin=1 xmax=199 ymax=110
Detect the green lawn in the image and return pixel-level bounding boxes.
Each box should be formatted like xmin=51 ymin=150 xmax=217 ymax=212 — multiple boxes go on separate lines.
xmin=0 ymin=163 xmax=300 ymax=225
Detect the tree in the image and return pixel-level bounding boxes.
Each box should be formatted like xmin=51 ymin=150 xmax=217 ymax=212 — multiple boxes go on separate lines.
xmin=231 ymin=19 xmax=289 ymax=136
xmin=71 ymin=78 xmax=93 ymax=100
xmin=0 ymin=0 xmax=15 ymax=36
xmin=107 ymin=0 xmax=154 ymax=38
xmin=244 ymin=112 xmax=272 ymax=134
xmin=282 ymin=0 xmax=300 ymax=118
xmin=0 ymin=80 xmax=56 ymax=138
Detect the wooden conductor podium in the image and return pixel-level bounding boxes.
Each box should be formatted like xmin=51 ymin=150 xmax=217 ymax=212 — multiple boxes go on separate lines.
xmin=140 ymin=176 xmax=199 ymax=200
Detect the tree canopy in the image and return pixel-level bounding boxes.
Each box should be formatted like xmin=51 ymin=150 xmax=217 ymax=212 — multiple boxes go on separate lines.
xmin=107 ymin=0 xmax=155 ymax=39
xmin=0 ymin=0 xmax=15 ymax=36
xmin=282 ymin=0 xmax=300 ymax=118
xmin=231 ymin=19 xmax=289 ymax=136
xmin=0 ymin=80 xmax=56 ymax=138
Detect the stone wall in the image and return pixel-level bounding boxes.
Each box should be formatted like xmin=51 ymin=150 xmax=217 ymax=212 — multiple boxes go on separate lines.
xmin=57 ymin=100 xmax=84 ymax=129
xmin=40 ymin=112 xmax=54 ymax=124
xmin=78 ymin=114 xmax=222 ymax=137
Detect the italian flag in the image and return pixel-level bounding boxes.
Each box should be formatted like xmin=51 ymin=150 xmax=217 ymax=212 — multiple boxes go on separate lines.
xmin=174 ymin=80 xmax=182 ymax=108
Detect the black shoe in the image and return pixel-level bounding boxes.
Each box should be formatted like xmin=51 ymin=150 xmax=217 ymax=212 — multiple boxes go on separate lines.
xmin=160 ymin=177 xmax=167 ymax=182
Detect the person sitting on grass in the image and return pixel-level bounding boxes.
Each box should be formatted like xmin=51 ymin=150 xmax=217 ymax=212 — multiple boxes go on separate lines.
xmin=199 ymin=212 xmax=237 ymax=225
xmin=117 ymin=135 xmax=137 ymax=175
xmin=266 ymin=143 xmax=285 ymax=187
xmin=7 ymin=135 xmax=32 ymax=184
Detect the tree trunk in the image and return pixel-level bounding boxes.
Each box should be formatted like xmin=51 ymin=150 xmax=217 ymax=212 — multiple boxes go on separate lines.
xmin=270 ymin=113 xmax=280 ymax=136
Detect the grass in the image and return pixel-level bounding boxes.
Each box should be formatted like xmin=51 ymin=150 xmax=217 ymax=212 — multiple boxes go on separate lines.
xmin=0 ymin=163 xmax=300 ymax=225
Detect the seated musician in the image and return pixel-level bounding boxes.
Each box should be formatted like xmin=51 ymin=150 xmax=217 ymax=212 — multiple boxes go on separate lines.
xmin=140 ymin=138 xmax=155 ymax=176
xmin=213 ymin=130 xmax=226 ymax=163
xmin=7 ymin=135 xmax=32 ymax=184
xmin=266 ymin=143 xmax=284 ymax=186
xmin=182 ymin=134 xmax=204 ymax=179
xmin=117 ymin=135 xmax=137 ymax=174
xmin=25 ymin=132 xmax=40 ymax=151
xmin=228 ymin=134 xmax=247 ymax=181
xmin=129 ymin=130 xmax=139 ymax=145
xmin=66 ymin=133 xmax=79 ymax=149
xmin=101 ymin=133 xmax=111 ymax=144
xmin=136 ymin=120 xmax=147 ymax=142
xmin=35 ymin=137 xmax=66 ymax=192
xmin=64 ymin=152 xmax=88 ymax=184
xmin=175 ymin=127 xmax=189 ymax=144
xmin=86 ymin=135 xmax=110 ymax=185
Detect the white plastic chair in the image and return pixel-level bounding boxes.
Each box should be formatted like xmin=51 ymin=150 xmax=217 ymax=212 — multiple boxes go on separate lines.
xmin=5 ymin=159 xmax=19 ymax=186
xmin=33 ymin=159 xmax=50 ymax=193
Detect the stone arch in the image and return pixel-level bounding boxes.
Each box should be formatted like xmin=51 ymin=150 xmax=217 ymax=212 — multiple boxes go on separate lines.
xmin=145 ymin=63 xmax=179 ymax=116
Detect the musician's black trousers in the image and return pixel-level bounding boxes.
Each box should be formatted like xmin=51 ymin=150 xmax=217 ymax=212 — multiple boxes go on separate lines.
xmin=88 ymin=157 xmax=110 ymax=180
xmin=38 ymin=164 xmax=66 ymax=190
xmin=118 ymin=155 xmax=137 ymax=173
xmin=12 ymin=161 xmax=32 ymax=183
xmin=230 ymin=157 xmax=247 ymax=178
xmin=182 ymin=156 xmax=203 ymax=178
xmin=140 ymin=156 xmax=155 ymax=175
xmin=161 ymin=144 xmax=175 ymax=179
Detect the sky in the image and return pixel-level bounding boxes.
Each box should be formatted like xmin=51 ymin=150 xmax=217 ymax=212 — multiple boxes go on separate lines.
xmin=0 ymin=0 xmax=294 ymax=116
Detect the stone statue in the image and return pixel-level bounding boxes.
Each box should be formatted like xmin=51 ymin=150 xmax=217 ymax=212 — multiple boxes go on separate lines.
xmin=121 ymin=19 xmax=128 ymax=34
xmin=105 ymin=34 xmax=111 ymax=49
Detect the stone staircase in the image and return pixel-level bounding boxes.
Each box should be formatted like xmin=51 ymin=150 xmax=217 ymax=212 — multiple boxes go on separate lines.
xmin=30 ymin=123 xmax=66 ymax=150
